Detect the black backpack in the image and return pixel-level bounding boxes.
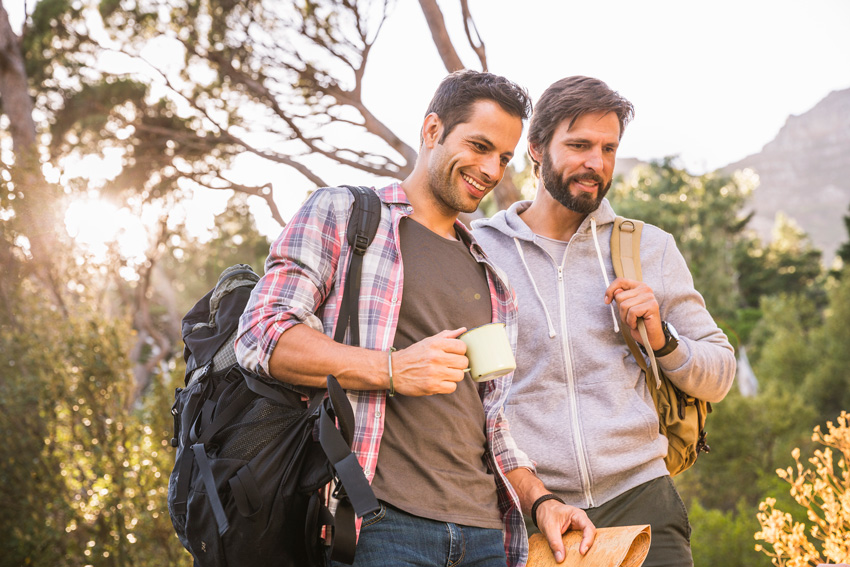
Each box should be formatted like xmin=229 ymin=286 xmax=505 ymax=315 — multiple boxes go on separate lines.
xmin=167 ymin=186 xmax=382 ymax=566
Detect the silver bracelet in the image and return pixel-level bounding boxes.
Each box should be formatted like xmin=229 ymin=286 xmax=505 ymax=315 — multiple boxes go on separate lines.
xmin=387 ymin=349 xmax=395 ymax=397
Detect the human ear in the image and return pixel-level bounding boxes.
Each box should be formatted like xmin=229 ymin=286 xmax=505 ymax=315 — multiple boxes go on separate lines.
xmin=421 ymin=112 xmax=444 ymax=149
xmin=527 ymin=142 xmax=543 ymax=165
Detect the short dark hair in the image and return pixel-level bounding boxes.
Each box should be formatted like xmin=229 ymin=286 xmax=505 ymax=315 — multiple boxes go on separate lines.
xmin=422 ymin=70 xmax=532 ymax=145
xmin=528 ymin=76 xmax=635 ymax=175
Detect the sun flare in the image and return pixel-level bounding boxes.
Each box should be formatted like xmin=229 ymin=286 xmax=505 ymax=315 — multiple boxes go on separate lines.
xmin=64 ymin=197 xmax=148 ymax=263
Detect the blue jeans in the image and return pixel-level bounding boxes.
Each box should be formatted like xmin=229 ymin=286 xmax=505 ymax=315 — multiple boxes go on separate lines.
xmin=332 ymin=501 xmax=508 ymax=567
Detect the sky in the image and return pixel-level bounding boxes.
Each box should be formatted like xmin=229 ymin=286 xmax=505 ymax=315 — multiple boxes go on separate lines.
xmin=366 ymin=0 xmax=850 ymax=174
xmin=8 ymin=0 xmax=850 ymax=243
xmin=268 ymin=0 xmax=850 ymax=232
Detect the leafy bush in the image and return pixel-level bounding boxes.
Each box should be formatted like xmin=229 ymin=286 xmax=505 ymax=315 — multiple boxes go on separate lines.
xmin=755 ymin=412 xmax=850 ymax=565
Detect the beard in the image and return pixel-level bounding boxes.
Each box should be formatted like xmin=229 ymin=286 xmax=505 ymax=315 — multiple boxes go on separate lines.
xmin=426 ymin=147 xmax=483 ymax=215
xmin=540 ymin=151 xmax=611 ymax=215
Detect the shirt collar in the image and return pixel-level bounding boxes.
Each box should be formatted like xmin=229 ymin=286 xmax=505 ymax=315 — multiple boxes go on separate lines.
xmin=376 ymin=182 xmax=410 ymax=207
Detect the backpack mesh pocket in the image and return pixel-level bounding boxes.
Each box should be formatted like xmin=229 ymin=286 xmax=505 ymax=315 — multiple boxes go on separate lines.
xmin=215 ymin=386 xmax=304 ymax=461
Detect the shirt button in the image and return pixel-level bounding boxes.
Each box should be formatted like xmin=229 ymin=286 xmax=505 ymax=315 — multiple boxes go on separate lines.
xmin=391 ymin=296 xmax=398 ymax=303
xmin=363 ymin=469 xmax=371 ymax=477
xmin=375 ymin=410 xmax=381 ymax=418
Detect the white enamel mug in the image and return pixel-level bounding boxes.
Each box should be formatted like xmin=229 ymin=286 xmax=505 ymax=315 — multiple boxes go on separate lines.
xmin=459 ymin=322 xmax=516 ymax=382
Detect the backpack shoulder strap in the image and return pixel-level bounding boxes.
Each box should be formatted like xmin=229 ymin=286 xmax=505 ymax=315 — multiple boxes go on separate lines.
xmin=344 ymin=185 xmax=382 ymax=255
xmin=335 ymin=186 xmax=381 ymax=347
xmin=611 ymin=216 xmax=643 ymax=281
xmin=327 ymin=186 xmax=382 ymax=562
xmin=611 ymin=216 xmax=661 ymax=388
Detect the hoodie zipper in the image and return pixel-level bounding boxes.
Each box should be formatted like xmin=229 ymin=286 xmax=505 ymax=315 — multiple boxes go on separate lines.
xmin=555 ymin=259 xmax=596 ymax=509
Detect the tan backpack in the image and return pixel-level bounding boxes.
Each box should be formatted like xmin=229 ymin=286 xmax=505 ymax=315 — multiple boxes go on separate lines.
xmin=611 ymin=216 xmax=711 ymax=476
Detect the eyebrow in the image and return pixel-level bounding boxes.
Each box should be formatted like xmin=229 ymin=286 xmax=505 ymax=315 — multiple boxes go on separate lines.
xmin=564 ymin=136 xmax=619 ymax=148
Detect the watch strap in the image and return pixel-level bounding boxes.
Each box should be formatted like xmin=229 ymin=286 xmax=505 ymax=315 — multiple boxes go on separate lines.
xmin=653 ymin=321 xmax=679 ymax=357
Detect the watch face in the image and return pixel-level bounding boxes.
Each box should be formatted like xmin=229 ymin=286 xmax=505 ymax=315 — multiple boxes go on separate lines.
xmin=666 ymin=322 xmax=679 ymax=340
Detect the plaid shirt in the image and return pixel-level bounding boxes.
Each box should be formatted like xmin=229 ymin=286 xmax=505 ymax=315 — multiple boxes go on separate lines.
xmin=236 ymin=183 xmax=535 ymax=566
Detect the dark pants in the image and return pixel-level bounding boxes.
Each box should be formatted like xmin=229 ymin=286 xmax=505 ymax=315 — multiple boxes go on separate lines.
xmin=526 ymin=476 xmax=692 ymax=567
xmin=585 ymin=476 xmax=692 ymax=567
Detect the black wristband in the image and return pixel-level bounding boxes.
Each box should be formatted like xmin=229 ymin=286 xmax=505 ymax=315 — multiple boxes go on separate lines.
xmin=531 ymin=493 xmax=565 ymax=528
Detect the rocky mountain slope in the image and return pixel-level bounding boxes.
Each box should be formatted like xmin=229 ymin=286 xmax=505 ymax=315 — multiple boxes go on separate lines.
xmin=722 ymin=88 xmax=850 ymax=262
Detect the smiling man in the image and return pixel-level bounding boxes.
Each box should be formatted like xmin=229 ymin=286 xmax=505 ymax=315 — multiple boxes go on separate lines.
xmin=472 ymin=76 xmax=736 ymax=567
xmin=237 ymin=70 xmax=594 ymax=567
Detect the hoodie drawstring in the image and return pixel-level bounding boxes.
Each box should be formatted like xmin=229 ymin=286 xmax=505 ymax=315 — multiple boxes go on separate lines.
xmin=513 ymin=238 xmax=557 ymax=338
xmin=590 ymin=217 xmax=620 ymax=334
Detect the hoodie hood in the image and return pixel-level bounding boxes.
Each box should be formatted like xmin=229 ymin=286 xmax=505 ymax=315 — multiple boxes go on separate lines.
xmin=472 ymin=197 xmax=618 ymax=243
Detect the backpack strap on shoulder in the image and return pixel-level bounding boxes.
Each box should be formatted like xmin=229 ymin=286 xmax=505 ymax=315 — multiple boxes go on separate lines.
xmin=611 ymin=216 xmax=661 ymax=388
xmin=611 ymin=217 xmax=643 ymax=280
xmin=326 ymin=186 xmax=382 ymax=563
xmin=335 ymin=186 xmax=381 ymax=347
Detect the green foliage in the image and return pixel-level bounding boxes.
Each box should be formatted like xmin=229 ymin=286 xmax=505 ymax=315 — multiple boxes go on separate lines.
xmin=747 ymin=293 xmax=822 ymax=391
xmin=98 ymin=0 xmax=123 ymax=19
xmin=0 ymin=278 xmax=191 ymax=567
xmin=159 ymin=193 xmax=272 ymax=314
xmin=690 ymin=499 xmax=771 ymax=567
xmin=49 ymin=78 xmax=149 ymax=155
xmin=22 ymin=0 xmax=80 ymax=82
xmin=676 ymin=385 xmax=816 ymax=511
xmin=735 ymin=214 xmax=826 ymax=311
xmin=610 ymin=158 xmax=755 ymax=320
xmin=801 ymin=268 xmax=850 ymax=420
xmin=744 ymin=270 xmax=850 ymax=427
xmin=836 ymin=203 xmax=850 ymax=268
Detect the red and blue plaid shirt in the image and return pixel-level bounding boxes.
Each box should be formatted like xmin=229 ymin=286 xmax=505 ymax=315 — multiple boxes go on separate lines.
xmin=236 ymin=183 xmax=535 ymax=566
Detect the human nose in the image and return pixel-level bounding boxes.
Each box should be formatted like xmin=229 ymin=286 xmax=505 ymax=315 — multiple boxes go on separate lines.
xmin=480 ymin=153 xmax=503 ymax=183
xmin=584 ymin=147 xmax=604 ymax=171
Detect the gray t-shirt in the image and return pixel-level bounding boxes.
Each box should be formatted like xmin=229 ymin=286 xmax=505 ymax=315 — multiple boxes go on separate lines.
xmin=371 ymin=217 xmax=502 ymax=529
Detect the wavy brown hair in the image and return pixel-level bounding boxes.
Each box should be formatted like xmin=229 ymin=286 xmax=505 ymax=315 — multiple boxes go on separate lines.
xmin=422 ymin=70 xmax=532 ymax=145
xmin=528 ymin=76 xmax=634 ymax=175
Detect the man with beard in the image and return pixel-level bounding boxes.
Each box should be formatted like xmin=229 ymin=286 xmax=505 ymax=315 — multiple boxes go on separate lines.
xmin=237 ymin=70 xmax=595 ymax=567
xmin=472 ymin=76 xmax=736 ymax=567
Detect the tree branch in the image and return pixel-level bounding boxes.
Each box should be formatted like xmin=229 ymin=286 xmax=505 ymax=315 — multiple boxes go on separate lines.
xmin=127 ymin=220 xmax=173 ymax=408
xmin=460 ymin=0 xmax=487 ymax=71
xmin=192 ymin=174 xmax=289 ymax=228
xmin=417 ymin=0 xmax=465 ymax=72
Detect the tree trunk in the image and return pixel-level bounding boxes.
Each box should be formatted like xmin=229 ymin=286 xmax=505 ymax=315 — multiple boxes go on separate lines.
xmin=0 ymin=3 xmax=36 ymax=149
xmin=493 ymin=174 xmax=522 ymax=211
xmin=0 ymin=1 xmax=67 ymax=312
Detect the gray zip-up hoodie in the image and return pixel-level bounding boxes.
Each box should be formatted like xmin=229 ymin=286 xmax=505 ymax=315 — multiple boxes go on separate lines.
xmin=472 ymin=199 xmax=736 ymax=509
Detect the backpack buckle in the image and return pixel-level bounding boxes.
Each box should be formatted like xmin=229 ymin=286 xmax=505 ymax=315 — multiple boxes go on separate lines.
xmin=352 ymin=234 xmax=369 ymax=255
xmin=331 ymin=476 xmax=348 ymax=501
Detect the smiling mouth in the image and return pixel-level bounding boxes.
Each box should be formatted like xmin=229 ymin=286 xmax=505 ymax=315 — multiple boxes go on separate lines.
xmin=572 ymin=175 xmax=603 ymax=193
xmin=461 ymin=173 xmax=488 ymax=194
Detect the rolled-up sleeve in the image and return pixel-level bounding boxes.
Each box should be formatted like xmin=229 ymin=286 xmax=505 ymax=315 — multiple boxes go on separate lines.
xmin=491 ymin=404 xmax=536 ymax=475
xmin=236 ymin=189 xmax=348 ymax=378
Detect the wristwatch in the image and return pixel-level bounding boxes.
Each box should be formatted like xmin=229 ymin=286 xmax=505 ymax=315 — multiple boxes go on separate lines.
xmin=653 ymin=321 xmax=679 ymax=357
